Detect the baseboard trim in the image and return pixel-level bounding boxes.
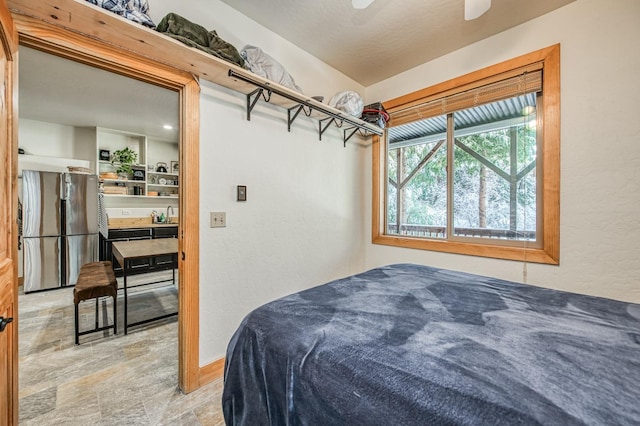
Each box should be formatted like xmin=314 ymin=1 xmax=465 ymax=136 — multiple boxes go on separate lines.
xmin=199 ymin=357 xmax=225 ymax=387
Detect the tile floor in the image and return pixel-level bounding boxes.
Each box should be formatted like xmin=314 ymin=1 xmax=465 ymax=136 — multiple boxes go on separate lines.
xmin=18 ymin=271 xmax=225 ymax=425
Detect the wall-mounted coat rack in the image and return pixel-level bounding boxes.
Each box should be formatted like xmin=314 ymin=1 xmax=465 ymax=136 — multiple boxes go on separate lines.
xmin=228 ymin=70 xmax=383 ymax=145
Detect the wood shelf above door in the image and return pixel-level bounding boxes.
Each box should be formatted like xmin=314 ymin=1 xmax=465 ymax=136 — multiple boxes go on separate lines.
xmin=8 ymin=0 xmax=383 ymax=143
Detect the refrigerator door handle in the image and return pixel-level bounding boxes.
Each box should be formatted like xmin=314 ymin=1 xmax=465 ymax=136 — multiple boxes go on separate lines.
xmin=62 ymin=173 xmax=70 ymax=200
xmin=60 ymin=201 xmax=67 ymax=286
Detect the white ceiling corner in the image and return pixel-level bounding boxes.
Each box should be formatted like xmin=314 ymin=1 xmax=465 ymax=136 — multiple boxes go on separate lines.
xmin=219 ymin=0 xmax=575 ymax=86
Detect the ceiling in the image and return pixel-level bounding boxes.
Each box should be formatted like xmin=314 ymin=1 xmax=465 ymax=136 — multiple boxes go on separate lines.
xmin=219 ymin=0 xmax=575 ymax=86
xmin=19 ymin=46 xmax=179 ymax=141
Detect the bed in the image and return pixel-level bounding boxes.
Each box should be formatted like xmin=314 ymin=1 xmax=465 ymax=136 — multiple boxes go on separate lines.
xmin=222 ymin=263 xmax=640 ymax=425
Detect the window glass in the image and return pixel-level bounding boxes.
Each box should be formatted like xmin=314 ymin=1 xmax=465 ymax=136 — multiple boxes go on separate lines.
xmin=373 ymin=44 xmax=560 ymax=264
xmin=452 ymin=95 xmax=537 ymax=241
xmin=386 ymin=95 xmax=538 ymax=245
xmin=387 ymin=120 xmax=447 ymax=238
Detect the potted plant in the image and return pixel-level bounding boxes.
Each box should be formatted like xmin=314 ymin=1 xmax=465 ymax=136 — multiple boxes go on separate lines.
xmin=111 ymin=147 xmax=138 ymax=178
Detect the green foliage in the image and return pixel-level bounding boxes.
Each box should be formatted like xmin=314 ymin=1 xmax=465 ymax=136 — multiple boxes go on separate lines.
xmin=388 ymin=122 xmax=537 ymax=235
xmin=111 ymin=147 xmax=138 ymax=175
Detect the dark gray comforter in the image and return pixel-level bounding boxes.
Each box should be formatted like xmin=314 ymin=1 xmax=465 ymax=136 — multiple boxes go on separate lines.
xmin=222 ymin=264 xmax=640 ymax=425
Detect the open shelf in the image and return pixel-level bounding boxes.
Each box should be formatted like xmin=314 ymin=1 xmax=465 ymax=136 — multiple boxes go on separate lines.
xmin=149 ymin=171 xmax=179 ymax=177
xmin=95 ymin=132 xmax=178 ymax=198
xmin=8 ymin=0 xmax=384 ymax=145
xmin=100 ymin=178 xmax=146 ymax=184
xmin=103 ymin=193 xmax=178 ymax=199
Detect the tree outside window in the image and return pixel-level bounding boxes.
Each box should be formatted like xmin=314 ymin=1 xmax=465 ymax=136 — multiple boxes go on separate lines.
xmin=373 ymin=45 xmax=560 ymax=264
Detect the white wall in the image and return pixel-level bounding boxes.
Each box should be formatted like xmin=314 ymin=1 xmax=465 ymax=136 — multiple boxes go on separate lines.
xmin=148 ymin=0 xmax=369 ymax=364
xmin=19 ymin=119 xmax=83 ymax=158
xmin=364 ymin=0 xmax=640 ymax=303
xmin=146 ymin=0 xmax=640 ymax=365
xmin=146 ymin=138 xmax=178 ymax=171
xmin=198 ymin=82 xmax=366 ymax=365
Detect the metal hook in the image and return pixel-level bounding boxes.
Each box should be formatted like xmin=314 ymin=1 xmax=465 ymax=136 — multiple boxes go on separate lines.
xmin=288 ymin=105 xmax=305 ymax=132
xmin=287 ymin=104 xmax=314 ymax=132
xmin=246 ymin=88 xmax=262 ymax=121
xmin=343 ymin=127 xmax=359 ymax=147
xmin=319 ymin=117 xmax=336 ymax=141
xmin=246 ymin=88 xmax=273 ymax=121
xmin=228 ymin=69 xmax=384 ymax=138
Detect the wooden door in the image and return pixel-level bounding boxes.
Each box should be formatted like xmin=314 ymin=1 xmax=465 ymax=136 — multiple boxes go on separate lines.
xmin=0 ymin=0 xmax=18 ymax=424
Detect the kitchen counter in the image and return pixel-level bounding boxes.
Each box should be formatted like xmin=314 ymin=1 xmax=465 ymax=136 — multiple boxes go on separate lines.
xmin=100 ymin=221 xmax=178 ymax=276
xmin=108 ymin=217 xmax=179 ymax=229
xmin=109 ymin=223 xmax=178 ymax=230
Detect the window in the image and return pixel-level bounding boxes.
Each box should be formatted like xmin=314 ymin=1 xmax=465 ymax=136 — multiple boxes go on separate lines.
xmin=372 ymin=45 xmax=560 ymax=264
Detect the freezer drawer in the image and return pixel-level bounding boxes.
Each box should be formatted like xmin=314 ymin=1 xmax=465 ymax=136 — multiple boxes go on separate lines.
xmin=23 ymin=236 xmax=61 ymax=292
xmin=65 ymin=234 xmax=99 ymax=286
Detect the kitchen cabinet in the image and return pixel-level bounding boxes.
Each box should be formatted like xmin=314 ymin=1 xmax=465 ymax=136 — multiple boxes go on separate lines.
xmin=151 ymin=227 xmax=179 ymax=269
xmin=152 ymin=227 xmax=179 ymax=238
xmin=100 ymin=228 xmax=152 ymax=276
xmin=100 ymin=226 xmax=177 ymax=276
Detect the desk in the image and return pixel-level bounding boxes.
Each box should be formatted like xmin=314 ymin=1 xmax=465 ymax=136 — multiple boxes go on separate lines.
xmin=111 ymin=238 xmax=178 ymax=334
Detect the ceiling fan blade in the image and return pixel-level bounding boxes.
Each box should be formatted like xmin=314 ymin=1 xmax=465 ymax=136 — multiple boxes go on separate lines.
xmin=352 ymin=0 xmax=375 ymax=9
xmin=465 ymin=0 xmax=491 ymax=20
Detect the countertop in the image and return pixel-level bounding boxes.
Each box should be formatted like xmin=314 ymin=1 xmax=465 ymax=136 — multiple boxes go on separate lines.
xmin=108 ymin=223 xmax=178 ymax=230
xmin=108 ymin=217 xmax=179 ymax=230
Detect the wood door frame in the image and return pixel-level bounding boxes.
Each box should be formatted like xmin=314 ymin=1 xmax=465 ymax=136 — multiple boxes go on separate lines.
xmin=13 ymin=14 xmax=201 ymax=393
xmin=1 ymin=0 xmax=18 ymax=423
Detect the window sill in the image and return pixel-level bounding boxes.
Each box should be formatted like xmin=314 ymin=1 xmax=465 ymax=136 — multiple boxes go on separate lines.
xmin=372 ymin=233 xmax=559 ymax=265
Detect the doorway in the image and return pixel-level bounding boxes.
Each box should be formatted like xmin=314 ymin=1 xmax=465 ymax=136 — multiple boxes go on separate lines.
xmin=16 ymin=46 xmax=185 ymax=421
xmin=18 ymin=46 xmax=188 ymax=422
xmin=13 ymin=16 xmax=201 ymax=399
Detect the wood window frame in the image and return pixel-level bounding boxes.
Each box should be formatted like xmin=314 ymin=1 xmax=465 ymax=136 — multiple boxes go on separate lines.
xmin=12 ymin=14 xmax=202 ymax=392
xmin=372 ymin=44 xmax=560 ymax=265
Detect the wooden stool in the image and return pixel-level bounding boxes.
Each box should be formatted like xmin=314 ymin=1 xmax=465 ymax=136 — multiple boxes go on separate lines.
xmin=74 ymin=261 xmax=118 ymax=344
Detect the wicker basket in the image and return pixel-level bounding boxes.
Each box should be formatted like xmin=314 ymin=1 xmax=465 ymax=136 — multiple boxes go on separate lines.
xmin=68 ymin=166 xmax=92 ymax=174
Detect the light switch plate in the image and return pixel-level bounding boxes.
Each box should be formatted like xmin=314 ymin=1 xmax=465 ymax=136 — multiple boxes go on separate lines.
xmin=210 ymin=212 xmax=226 ymax=228
xmin=237 ymin=185 xmax=246 ymax=201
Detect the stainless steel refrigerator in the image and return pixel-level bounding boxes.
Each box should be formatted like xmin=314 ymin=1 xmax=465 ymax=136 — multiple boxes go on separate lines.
xmin=22 ymin=170 xmax=99 ymax=293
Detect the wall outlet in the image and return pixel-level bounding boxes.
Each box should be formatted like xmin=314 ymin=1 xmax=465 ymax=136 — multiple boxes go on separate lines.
xmin=210 ymin=212 xmax=226 ymax=228
xmin=122 ymin=209 xmax=131 ymax=216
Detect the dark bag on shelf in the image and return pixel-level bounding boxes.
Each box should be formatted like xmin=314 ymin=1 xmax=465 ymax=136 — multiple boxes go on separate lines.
xmin=156 ymin=13 xmax=245 ymax=68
